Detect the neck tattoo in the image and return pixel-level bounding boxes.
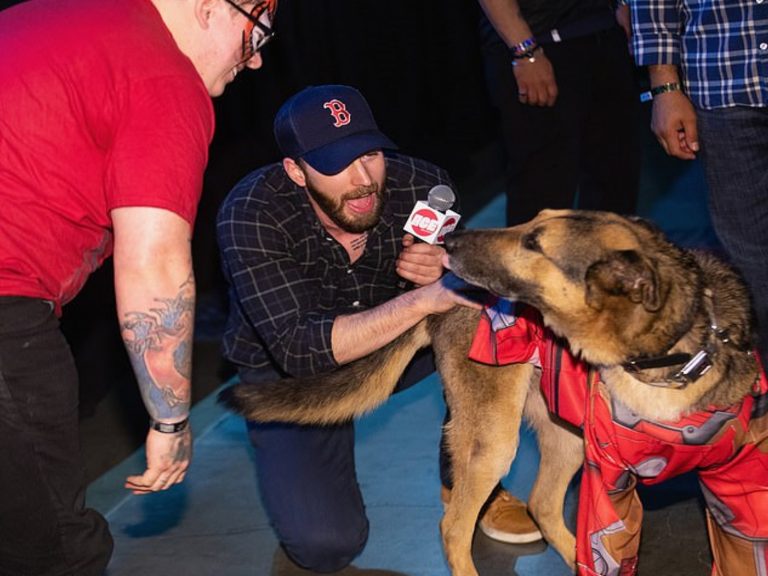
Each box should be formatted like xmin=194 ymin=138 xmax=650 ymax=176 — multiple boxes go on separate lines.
xmin=350 ymin=233 xmax=368 ymax=252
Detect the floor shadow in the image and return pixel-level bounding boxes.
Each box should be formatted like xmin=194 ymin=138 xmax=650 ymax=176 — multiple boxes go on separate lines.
xmin=270 ymin=546 xmax=412 ymax=576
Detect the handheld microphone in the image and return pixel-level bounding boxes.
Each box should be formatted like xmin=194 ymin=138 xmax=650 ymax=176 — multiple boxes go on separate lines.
xmin=426 ymin=184 xmax=456 ymax=212
xmin=403 ymin=185 xmax=462 ymax=245
xmin=397 ymin=185 xmax=462 ymax=291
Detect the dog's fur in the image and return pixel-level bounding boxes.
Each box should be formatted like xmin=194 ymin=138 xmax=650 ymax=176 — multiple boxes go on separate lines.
xmin=219 ymin=209 xmax=760 ymax=576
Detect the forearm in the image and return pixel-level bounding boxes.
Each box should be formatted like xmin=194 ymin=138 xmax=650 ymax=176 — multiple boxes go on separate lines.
xmin=331 ymin=289 xmax=433 ymax=365
xmin=479 ymin=0 xmax=557 ymax=107
xmin=117 ymin=267 xmax=194 ymax=423
xmin=112 ymin=207 xmax=194 ymax=424
xmin=477 ymin=0 xmax=533 ymax=47
xmin=648 ymin=64 xmax=681 ymax=86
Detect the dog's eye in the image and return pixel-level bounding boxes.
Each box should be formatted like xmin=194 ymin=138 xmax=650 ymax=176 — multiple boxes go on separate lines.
xmin=522 ymin=232 xmax=540 ymax=252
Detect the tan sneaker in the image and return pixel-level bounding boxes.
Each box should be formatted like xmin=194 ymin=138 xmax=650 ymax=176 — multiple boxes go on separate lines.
xmin=441 ymin=485 xmax=543 ymax=544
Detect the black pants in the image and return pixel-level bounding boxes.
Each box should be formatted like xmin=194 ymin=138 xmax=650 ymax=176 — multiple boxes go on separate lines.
xmin=482 ymin=25 xmax=642 ymax=226
xmin=0 ymin=297 xmax=112 ymax=576
xmin=242 ymin=348 xmax=444 ymax=573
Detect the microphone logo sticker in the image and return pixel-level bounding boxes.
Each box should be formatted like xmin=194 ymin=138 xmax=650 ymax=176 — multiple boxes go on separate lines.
xmin=403 ymin=197 xmax=460 ymax=245
xmin=409 ymin=208 xmax=440 ymax=237
xmin=436 ymin=216 xmax=459 ymax=244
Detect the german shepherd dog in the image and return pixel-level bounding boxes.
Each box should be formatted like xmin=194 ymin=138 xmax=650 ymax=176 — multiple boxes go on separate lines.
xmin=220 ymin=209 xmax=764 ymax=576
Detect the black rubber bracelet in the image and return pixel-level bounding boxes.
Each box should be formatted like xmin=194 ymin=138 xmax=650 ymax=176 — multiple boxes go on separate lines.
xmin=149 ymin=417 xmax=189 ymax=434
xmin=511 ymin=46 xmax=542 ymax=67
xmin=512 ymin=47 xmax=539 ymax=60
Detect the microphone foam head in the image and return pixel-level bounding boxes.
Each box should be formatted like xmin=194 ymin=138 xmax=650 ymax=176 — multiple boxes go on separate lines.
xmin=427 ymin=185 xmax=455 ymax=212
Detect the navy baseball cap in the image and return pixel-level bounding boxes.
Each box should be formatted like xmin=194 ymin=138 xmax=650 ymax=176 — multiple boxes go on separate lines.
xmin=273 ymin=85 xmax=398 ymax=176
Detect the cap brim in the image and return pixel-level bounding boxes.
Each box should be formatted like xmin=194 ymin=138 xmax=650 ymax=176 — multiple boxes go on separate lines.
xmin=300 ymin=131 xmax=398 ymax=176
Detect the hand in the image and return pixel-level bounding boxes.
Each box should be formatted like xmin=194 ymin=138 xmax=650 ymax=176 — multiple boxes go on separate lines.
xmin=415 ymin=272 xmax=484 ymax=315
xmin=396 ymin=233 xmax=446 ymax=287
xmin=651 ymin=91 xmax=699 ymax=160
xmin=514 ymin=49 xmax=558 ymax=107
xmin=124 ymin=426 xmax=192 ymax=494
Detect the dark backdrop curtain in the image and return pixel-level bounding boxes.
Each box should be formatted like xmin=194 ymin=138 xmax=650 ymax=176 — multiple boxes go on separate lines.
xmin=198 ymin=0 xmax=498 ymax=291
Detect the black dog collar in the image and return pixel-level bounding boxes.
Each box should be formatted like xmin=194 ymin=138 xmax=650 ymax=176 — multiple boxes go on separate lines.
xmin=622 ymin=289 xmax=730 ymax=389
xmin=623 ymin=350 xmax=714 ymax=389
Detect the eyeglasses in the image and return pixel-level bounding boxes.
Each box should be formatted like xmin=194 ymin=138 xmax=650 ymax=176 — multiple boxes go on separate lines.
xmin=223 ymin=0 xmax=276 ymax=61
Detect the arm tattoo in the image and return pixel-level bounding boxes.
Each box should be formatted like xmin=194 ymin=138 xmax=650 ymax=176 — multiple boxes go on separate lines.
xmin=121 ymin=275 xmax=194 ymax=420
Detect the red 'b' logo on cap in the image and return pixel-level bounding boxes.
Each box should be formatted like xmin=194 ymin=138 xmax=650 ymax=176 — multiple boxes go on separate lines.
xmin=324 ymin=99 xmax=352 ymax=127
xmin=409 ymin=208 xmax=440 ymax=237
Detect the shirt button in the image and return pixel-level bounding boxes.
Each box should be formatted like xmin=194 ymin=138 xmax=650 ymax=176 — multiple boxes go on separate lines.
xmin=761 ymin=42 xmax=768 ymax=50
xmin=352 ymin=300 xmax=360 ymax=307
xmin=347 ymin=268 xmax=353 ymax=274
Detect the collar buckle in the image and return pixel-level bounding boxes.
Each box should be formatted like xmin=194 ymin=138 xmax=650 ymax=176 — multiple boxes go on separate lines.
xmin=672 ymin=349 xmax=713 ymax=385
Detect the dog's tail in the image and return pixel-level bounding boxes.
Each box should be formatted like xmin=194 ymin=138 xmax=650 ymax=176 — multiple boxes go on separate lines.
xmin=218 ymin=320 xmax=432 ymax=425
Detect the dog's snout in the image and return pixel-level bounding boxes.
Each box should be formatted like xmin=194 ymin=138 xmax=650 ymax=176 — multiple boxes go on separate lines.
xmin=443 ymin=230 xmax=466 ymax=253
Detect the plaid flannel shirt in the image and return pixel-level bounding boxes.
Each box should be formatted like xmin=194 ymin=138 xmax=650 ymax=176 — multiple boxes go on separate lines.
xmin=216 ymin=152 xmax=454 ymax=379
xmin=632 ymin=0 xmax=768 ymax=109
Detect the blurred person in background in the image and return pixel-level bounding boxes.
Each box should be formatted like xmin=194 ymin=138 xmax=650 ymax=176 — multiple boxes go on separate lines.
xmin=0 ymin=0 xmax=276 ymax=573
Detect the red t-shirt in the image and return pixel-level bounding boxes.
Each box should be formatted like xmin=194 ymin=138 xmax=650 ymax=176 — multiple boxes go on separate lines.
xmin=0 ymin=0 xmax=215 ymax=312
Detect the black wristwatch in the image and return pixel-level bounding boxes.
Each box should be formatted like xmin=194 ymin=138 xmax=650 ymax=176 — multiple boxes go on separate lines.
xmin=149 ymin=417 xmax=189 ymax=434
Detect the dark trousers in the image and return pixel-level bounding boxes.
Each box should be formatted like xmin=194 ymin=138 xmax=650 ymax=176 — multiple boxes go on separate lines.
xmin=243 ymin=349 xmax=443 ymax=573
xmin=698 ymin=106 xmax=768 ymax=370
xmin=482 ymin=25 xmax=641 ymax=226
xmin=0 ymin=297 xmax=112 ymax=576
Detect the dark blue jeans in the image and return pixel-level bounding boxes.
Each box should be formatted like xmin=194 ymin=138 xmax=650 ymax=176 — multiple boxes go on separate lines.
xmin=243 ymin=349 xmax=442 ymax=572
xmin=697 ymin=106 xmax=768 ymax=369
xmin=0 ymin=297 xmax=112 ymax=576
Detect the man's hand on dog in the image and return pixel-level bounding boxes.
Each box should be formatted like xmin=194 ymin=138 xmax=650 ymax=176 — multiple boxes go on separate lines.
xmin=396 ymin=234 xmax=482 ymax=312
xmin=416 ymin=272 xmax=484 ymax=314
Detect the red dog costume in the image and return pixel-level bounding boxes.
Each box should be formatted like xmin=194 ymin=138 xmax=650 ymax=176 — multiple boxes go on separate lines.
xmin=469 ymin=298 xmax=768 ymax=576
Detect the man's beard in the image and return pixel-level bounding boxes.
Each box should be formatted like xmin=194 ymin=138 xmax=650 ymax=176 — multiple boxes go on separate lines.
xmin=307 ymin=183 xmax=385 ymax=233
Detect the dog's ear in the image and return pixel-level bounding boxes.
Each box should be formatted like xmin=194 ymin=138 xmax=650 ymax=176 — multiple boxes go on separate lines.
xmin=585 ymin=250 xmax=662 ymax=312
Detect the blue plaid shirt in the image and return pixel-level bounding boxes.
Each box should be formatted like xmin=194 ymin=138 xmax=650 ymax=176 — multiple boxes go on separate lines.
xmin=632 ymin=0 xmax=768 ymax=109
xmin=216 ymin=152 xmax=454 ymax=378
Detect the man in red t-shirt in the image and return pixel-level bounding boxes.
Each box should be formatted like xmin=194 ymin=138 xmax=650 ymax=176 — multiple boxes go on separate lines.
xmin=0 ymin=0 xmax=277 ymax=573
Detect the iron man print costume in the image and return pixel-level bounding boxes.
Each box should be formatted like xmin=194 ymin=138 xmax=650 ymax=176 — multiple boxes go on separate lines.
xmin=468 ymin=298 xmax=768 ymax=576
